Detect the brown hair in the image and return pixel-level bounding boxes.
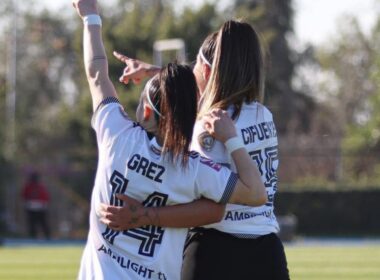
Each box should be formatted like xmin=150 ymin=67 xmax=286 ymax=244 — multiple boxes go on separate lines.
xmin=199 ymin=31 xmax=218 ymax=66
xmin=198 ymin=20 xmax=265 ymax=120
xmin=146 ymin=63 xmax=198 ymax=167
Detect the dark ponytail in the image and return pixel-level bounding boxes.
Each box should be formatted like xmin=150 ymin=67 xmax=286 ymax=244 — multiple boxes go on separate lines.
xmin=147 ymin=63 xmax=197 ymax=168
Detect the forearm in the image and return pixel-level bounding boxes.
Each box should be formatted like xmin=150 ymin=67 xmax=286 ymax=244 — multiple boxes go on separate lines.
xmin=100 ymin=195 xmax=225 ymax=230
xmin=82 ymin=17 xmax=117 ymax=111
xmin=231 ymin=148 xmax=267 ymax=205
xmin=140 ymin=199 xmax=225 ymax=228
xmin=84 ymin=25 xmax=108 ymax=80
xmin=145 ymin=65 xmax=161 ymax=77
xmin=157 ymin=199 xmax=224 ymax=227
xmin=202 ymin=109 xmax=267 ymax=206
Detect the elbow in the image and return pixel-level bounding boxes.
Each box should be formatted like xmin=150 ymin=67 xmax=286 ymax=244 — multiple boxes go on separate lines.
xmin=86 ymin=67 xmax=101 ymax=82
xmin=231 ymin=180 xmax=268 ymax=207
xmin=248 ymin=183 xmax=268 ymax=207
xmin=208 ymin=204 xmax=226 ymax=223
xmin=251 ymin=192 xmax=267 ymax=207
xmin=85 ymin=61 xmax=108 ymax=83
xmin=86 ymin=69 xmax=109 ymax=90
xmin=214 ymin=204 xmax=226 ymax=222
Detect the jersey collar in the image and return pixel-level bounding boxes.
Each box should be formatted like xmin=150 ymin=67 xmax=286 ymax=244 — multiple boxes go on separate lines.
xmin=150 ymin=137 xmax=162 ymax=156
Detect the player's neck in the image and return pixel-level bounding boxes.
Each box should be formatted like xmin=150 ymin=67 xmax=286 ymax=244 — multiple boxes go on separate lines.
xmin=155 ymin=136 xmax=163 ymax=147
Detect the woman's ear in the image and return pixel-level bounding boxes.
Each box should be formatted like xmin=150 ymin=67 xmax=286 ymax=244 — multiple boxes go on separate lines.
xmin=143 ymin=104 xmax=153 ymax=121
xmin=202 ymin=64 xmax=211 ymax=82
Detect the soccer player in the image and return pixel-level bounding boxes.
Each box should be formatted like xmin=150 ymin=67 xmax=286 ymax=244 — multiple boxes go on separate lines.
xmin=72 ymin=1 xmax=266 ymax=279
xmin=102 ymin=21 xmax=290 ymax=279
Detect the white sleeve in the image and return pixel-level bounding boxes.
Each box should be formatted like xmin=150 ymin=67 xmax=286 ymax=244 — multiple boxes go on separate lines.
xmin=194 ymin=157 xmax=238 ymax=204
xmin=91 ymin=97 xmax=134 ymax=147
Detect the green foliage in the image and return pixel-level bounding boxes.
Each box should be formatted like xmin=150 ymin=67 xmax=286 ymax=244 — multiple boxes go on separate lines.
xmin=0 ymin=0 xmax=228 ymax=201
xmin=343 ymin=19 xmax=380 ymax=153
xmin=167 ymin=4 xmax=222 ymax=61
xmin=78 ymin=0 xmax=224 ymax=118
xmin=315 ymin=16 xmax=380 ymax=183
xmin=232 ymin=0 xmax=315 ymax=134
xmin=0 ymin=76 xmax=5 ymax=154
xmin=2 ymin=0 xmax=357 ymax=202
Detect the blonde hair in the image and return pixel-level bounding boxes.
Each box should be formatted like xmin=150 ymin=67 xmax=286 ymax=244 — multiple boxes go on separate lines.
xmin=198 ymin=20 xmax=265 ymax=120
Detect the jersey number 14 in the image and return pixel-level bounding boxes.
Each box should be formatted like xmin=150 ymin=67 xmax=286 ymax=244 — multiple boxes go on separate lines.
xmin=102 ymin=170 xmax=168 ymax=257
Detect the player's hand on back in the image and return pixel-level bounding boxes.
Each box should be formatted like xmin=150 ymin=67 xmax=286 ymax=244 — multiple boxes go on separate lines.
xmin=114 ymin=51 xmax=161 ymax=85
xmin=72 ymin=0 xmax=99 ymax=18
xmin=203 ymin=109 xmax=237 ymax=143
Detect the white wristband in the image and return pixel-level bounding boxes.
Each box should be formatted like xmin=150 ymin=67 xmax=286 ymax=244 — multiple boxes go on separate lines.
xmin=83 ymin=14 xmax=102 ymax=26
xmin=225 ymin=136 xmax=245 ymax=154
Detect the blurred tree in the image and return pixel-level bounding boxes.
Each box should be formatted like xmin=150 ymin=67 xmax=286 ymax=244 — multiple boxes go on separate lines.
xmin=0 ymin=74 xmax=5 ymax=154
xmin=318 ymin=18 xmax=374 ymax=134
xmin=95 ymin=0 xmax=222 ymax=112
xmin=0 ymin=3 xmax=96 ymax=199
xmin=2 ymin=0 xmax=379 ymax=237
xmin=341 ymin=18 xmax=379 ymax=180
xmin=163 ymin=3 xmax=222 ymax=61
xmin=0 ymin=71 xmax=7 ymax=233
xmin=6 ymin=0 xmax=370 ymax=204
xmin=0 ymin=0 xmax=14 ymax=158
xmin=15 ymin=11 xmax=78 ymax=161
xmin=311 ymin=16 xmax=380 ymax=182
xmin=230 ymin=0 xmax=316 ymax=134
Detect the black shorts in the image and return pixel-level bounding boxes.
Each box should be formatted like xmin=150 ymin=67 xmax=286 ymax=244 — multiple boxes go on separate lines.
xmin=181 ymin=228 xmax=290 ymax=280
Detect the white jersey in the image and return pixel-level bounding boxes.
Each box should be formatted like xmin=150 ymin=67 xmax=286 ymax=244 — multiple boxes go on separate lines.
xmin=78 ymin=98 xmax=237 ymax=280
xmin=191 ymin=101 xmax=280 ymax=237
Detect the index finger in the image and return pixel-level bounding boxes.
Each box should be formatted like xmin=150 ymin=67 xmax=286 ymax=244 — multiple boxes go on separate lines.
xmin=202 ymin=115 xmax=214 ymax=124
xmin=99 ymin=203 xmax=119 ymax=214
xmin=113 ymin=51 xmax=130 ymax=63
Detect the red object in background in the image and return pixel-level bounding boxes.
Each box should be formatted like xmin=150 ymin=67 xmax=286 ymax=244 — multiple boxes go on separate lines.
xmin=21 ymin=172 xmax=51 ymax=239
xmin=21 ymin=172 xmax=50 ymax=211
xmin=21 ymin=181 xmax=50 ymax=207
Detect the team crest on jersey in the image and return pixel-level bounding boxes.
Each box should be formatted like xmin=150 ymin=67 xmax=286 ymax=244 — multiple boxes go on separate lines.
xmin=198 ymin=132 xmax=215 ymax=152
xmin=200 ymin=157 xmax=222 ymax=171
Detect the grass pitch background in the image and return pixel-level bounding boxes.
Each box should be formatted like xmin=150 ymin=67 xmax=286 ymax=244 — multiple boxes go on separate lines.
xmin=0 ymin=244 xmax=379 ymax=279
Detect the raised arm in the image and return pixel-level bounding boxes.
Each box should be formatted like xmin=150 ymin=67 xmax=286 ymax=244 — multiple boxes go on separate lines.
xmin=73 ymin=0 xmax=117 ymax=111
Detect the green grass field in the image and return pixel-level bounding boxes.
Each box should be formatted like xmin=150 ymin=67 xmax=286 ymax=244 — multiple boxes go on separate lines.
xmin=287 ymin=245 xmax=380 ymax=280
xmin=0 ymin=244 xmax=379 ymax=279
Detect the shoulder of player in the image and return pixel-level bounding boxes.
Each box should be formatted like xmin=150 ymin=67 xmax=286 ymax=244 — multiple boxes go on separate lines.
xmin=255 ymin=102 xmax=274 ymax=119
xmin=92 ymin=100 xmax=128 ymax=128
xmin=94 ymin=97 xmax=123 ymax=114
xmin=185 ymin=150 xmax=201 ymax=168
xmin=236 ymin=102 xmax=274 ymax=123
xmin=195 ymin=155 xmax=226 ymax=173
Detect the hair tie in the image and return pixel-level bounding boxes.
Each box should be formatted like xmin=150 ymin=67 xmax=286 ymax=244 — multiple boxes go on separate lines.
xmin=145 ymin=79 xmax=163 ymax=118
xmin=199 ymin=49 xmax=212 ymax=67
